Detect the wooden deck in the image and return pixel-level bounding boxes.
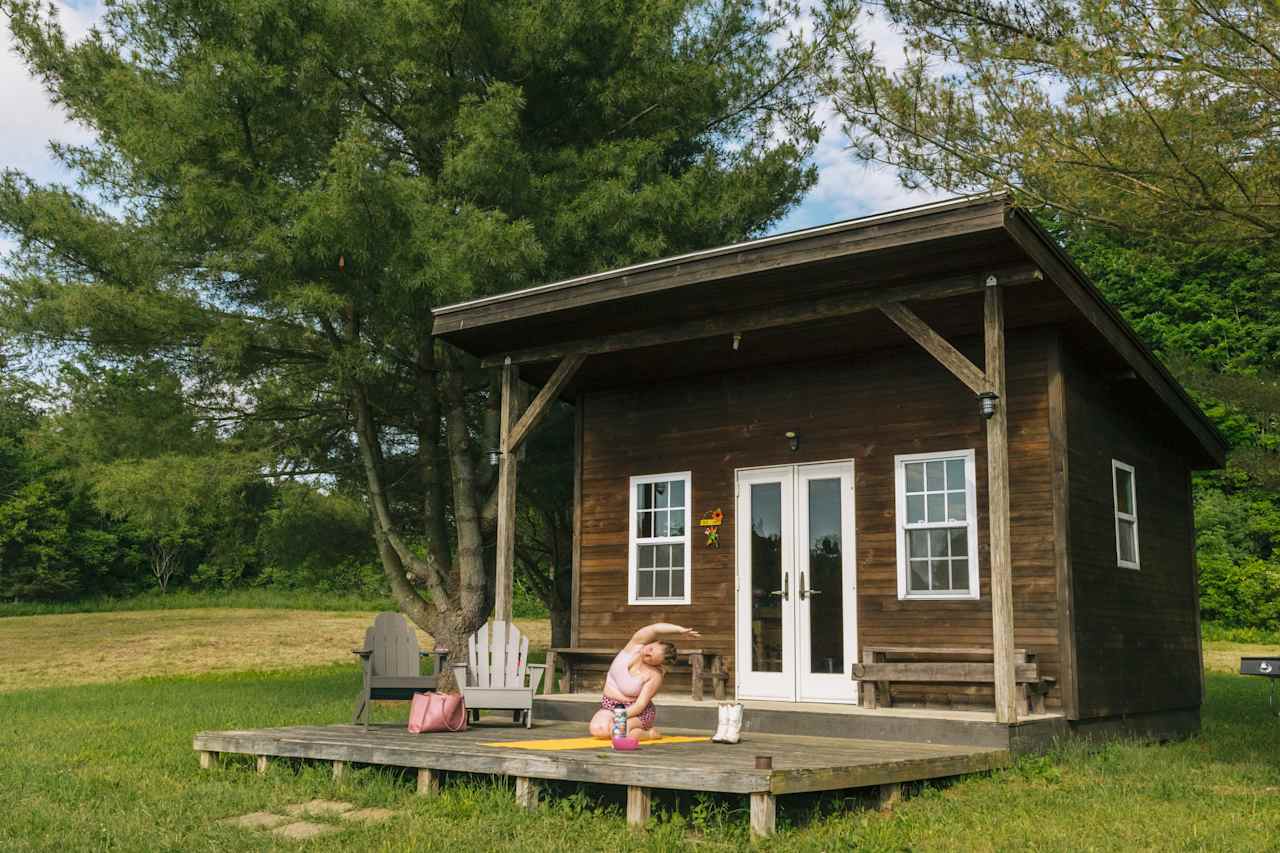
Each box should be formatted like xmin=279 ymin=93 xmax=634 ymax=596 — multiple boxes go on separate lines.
xmin=194 ymin=719 xmax=1009 ymax=837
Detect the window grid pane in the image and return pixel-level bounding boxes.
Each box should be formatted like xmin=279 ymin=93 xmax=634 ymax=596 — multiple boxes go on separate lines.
xmin=902 ymin=455 xmax=973 ymax=595
xmin=634 ymin=476 xmax=690 ymax=600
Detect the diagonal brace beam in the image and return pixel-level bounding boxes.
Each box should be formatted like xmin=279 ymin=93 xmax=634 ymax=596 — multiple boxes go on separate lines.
xmin=505 ymin=354 xmax=586 ymax=452
xmin=879 ymin=302 xmax=989 ymax=394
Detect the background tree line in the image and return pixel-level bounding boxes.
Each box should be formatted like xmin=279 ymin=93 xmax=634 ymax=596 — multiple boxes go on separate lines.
xmin=1 ymin=0 xmax=1277 ymax=637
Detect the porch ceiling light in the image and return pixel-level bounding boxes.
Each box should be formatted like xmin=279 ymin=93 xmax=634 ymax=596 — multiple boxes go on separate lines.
xmin=977 ymin=391 xmax=999 ymax=420
xmin=784 ymin=431 xmax=799 ymax=452
xmin=488 ymin=448 xmax=503 ymax=467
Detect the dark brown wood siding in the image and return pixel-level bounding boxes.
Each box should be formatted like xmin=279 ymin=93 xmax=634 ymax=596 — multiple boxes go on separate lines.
xmin=1064 ymin=346 xmax=1201 ymax=718
xmin=576 ymin=328 xmax=1061 ymax=708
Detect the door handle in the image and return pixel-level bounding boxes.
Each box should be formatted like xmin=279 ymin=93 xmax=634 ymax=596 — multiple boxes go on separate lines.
xmin=799 ymin=571 xmax=822 ymax=600
xmin=769 ymin=574 xmax=789 ymax=601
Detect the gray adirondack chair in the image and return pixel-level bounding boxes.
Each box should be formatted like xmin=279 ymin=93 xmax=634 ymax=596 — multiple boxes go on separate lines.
xmin=352 ymin=612 xmax=446 ymax=730
xmin=453 ymin=621 xmax=546 ymax=728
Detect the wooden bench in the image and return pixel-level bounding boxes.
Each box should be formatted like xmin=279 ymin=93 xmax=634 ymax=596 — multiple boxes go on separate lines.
xmin=852 ymin=645 xmax=1056 ymax=715
xmin=545 ymin=647 xmax=728 ymax=701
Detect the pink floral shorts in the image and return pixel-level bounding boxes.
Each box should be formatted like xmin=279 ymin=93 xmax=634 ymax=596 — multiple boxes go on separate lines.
xmin=600 ymin=695 xmax=656 ymax=730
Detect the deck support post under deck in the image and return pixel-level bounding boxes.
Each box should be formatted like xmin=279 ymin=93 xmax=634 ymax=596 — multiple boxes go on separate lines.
xmin=198 ymin=750 xmax=218 ymax=770
xmin=417 ymin=768 xmax=440 ymax=797
xmin=627 ymin=786 xmax=651 ymax=829
xmin=985 ymin=280 xmax=1019 ymax=725
xmin=332 ymin=760 xmax=348 ymax=782
xmin=750 ymin=792 xmax=776 ymax=838
xmin=876 ymin=782 xmax=903 ymax=811
xmin=255 ymin=755 xmax=270 ymax=775
xmin=515 ymin=776 xmax=539 ymax=809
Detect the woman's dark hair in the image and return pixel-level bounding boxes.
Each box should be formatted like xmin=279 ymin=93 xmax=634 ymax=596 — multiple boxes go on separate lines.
xmin=658 ymin=640 xmax=678 ymax=669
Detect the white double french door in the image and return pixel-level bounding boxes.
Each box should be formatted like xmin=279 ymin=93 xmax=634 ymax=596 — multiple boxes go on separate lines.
xmin=735 ymin=461 xmax=858 ymax=703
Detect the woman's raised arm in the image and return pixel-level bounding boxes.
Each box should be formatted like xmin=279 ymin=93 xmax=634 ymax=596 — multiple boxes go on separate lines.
xmin=629 ymin=623 xmax=702 ymax=645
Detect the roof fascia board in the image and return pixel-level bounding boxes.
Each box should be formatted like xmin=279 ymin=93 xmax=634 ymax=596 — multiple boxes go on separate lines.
xmin=432 ymin=194 xmax=1008 ymax=335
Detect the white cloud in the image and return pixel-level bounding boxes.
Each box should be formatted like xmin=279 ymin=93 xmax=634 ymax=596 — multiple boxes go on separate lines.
xmin=1 ymin=1 xmax=105 ymax=184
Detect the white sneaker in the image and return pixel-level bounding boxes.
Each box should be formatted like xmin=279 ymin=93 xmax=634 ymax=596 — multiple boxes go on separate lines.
xmin=722 ymin=703 xmax=744 ymax=744
xmin=711 ymin=703 xmax=730 ymax=743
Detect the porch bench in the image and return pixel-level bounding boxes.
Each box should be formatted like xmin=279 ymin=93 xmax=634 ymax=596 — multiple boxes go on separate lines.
xmin=545 ymin=647 xmax=728 ymax=701
xmin=852 ymin=645 xmax=1056 ymax=715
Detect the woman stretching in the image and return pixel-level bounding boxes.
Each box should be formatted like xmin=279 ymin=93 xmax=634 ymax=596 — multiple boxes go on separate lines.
xmin=589 ymin=622 xmax=700 ymax=740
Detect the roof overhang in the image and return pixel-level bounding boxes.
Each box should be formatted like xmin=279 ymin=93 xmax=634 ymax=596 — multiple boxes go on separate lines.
xmin=432 ymin=194 xmax=1227 ymax=468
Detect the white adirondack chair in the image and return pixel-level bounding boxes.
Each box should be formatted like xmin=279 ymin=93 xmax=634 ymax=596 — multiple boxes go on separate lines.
xmin=453 ymin=621 xmax=546 ymax=728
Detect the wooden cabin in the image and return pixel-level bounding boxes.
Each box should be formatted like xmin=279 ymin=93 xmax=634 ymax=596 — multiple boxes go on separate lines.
xmin=432 ymin=194 xmax=1225 ymax=737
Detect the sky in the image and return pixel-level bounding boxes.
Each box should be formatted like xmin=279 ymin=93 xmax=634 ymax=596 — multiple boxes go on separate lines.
xmin=0 ymin=1 xmax=941 ymax=245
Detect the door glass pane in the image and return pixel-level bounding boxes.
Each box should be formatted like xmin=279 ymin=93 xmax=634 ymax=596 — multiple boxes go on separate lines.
xmin=750 ymin=482 xmax=784 ymax=673
xmin=806 ymin=478 xmax=845 ymax=675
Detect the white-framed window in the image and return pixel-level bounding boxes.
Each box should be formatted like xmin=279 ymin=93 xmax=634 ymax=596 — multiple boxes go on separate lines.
xmin=894 ymin=449 xmax=980 ymax=600
xmin=628 ymin=472 xmax=692 ymax=605
xmin=1112 ymin=460 xmax=1140 ymax=570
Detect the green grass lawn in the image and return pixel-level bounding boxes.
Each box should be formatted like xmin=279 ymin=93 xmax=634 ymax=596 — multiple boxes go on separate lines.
xmin=2 ymin=665 xmax=1279 ymax=851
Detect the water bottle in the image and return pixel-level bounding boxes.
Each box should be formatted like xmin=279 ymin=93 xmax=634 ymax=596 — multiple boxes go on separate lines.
xmin=611 ymin=706 xmax=628 ymax=739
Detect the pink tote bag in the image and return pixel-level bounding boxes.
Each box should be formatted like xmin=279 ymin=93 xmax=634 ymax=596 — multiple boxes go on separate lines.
xmin=407 ymin=691 xmax=468 ymax=733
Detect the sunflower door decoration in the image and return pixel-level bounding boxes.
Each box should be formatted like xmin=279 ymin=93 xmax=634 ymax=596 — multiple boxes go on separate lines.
xmin=699 ymin=508 xmax=724 ymax=548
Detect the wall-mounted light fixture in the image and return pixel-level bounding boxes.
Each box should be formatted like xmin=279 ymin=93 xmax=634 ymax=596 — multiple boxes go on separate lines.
xmin=977 ymin=391 xmax=999 ymax=420
xmin=732 ymin=333 xmax=742 ymax=351
xmin=784 ymin=431 xmax=800 ymax=452
xmin=488 ymin=448 xmax=503 ymax=467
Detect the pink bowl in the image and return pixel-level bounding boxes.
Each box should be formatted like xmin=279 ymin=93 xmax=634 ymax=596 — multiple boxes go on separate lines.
xmin=612 ymin=736 xmax=639 ymax=751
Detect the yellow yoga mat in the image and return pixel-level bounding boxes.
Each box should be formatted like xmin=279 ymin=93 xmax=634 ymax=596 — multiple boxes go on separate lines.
xmin=481 ymin=735 xmax=710 ymax=751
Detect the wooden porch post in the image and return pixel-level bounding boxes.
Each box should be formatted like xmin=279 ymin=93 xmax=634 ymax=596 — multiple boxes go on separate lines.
xmin=494 ymin=358 xmax=520 ymax=624
xmin=494 ymin=353 xmax=586 ymax=624
xmin=985 ymin=280 xmax=1018 ymax=724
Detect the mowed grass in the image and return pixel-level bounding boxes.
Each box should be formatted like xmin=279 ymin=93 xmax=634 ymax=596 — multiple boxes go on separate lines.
xmin=0 ymin=620 xmax=1278 ymax=853
xmin=0 ymin=609 xmax=550 ymax=693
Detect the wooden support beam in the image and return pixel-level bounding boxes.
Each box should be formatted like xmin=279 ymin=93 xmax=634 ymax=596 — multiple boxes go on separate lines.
xmin=481 ymin=266 xmax=1042 ymax=367
xmin=750 ymin=792 xmax=776 ymax=838
xmin=569 ymin=397 xmax=583 ymax=648
xmin=494 ymin=359 xmax=520 ymax=624
xmin=417 ymin=768 xmax=440 ymax=797
xmin=332 ymin=760 xmax=348 ymax=782
xmin=198 ymin=750 xmax=218 ymax=770
xmin=627 ymin=786 xmax=651 ymax=829
xmin=879 ymin=302 xmax=988 ymax=394
xmin=1047 ymin=335 xmax=1080 ymax=720
xmin=506 ymin=354 xmax=586 ymax=451
xmin=515 ymin=776 xmax=539 ymax=809
xmin=985 ymin=282 xmax=1018 ymax=725
xmin=255 ymin=755 xmax=270 ymax=775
